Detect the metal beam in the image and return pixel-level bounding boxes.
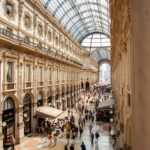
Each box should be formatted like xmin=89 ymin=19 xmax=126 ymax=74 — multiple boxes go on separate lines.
xmin=55 ymin=2 xmax=108 ymax=20
xmin=60 ymin=9 xmax=109 ymax=23
xmin=65 ymin=14 xmax=109 ymax=29
xmin=45 ymin=0 xmax=51 ymax=9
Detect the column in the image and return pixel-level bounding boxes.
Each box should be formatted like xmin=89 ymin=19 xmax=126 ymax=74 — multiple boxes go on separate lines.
xmin=131 ymin=0 xmax=150 ymax=149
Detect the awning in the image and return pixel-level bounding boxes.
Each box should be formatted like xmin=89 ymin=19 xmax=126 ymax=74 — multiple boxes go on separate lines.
xmin=98 ymin=100 xmax=114 ymax=109
xmin=35 ymin=106 xmax=64 ymax=119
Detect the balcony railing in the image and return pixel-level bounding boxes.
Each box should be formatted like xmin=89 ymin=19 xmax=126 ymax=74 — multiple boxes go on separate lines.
xmin=25 ymin=82 xmax=32 ymax=88
xmin=3 ymin=82 xmax=16 ymax=91
xmin=38 ymin=82 xmax=43 ymax=87
xmin=7 ymin=83 xmax=14 ymax=90
xmin=0 ymin=27 xmax=83 ymax=66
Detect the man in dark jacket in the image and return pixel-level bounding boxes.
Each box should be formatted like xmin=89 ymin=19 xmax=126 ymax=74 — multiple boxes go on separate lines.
xmin=95 ymin=131 xmax=99 ymax=142
xmin=81 ymin=142 xmax=86 ymax=150
xmin=70 ymin=144 xmax=74 ymax=150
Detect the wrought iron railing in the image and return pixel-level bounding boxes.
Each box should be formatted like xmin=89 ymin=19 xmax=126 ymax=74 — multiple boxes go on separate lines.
xmin=0 ymin=27 xmax=83 ymax=66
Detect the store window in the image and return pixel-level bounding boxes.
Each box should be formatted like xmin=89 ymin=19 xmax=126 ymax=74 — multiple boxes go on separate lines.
xmin=23 ymin=93 xmax=31 ymax=136
xmin=37 ymin=91 xmax=43 ymax=107
xmin=2 ymin=97 xmax=15 ymax=149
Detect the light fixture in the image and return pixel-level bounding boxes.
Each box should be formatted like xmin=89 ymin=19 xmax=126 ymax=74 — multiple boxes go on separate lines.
xmin=110 ymin=105 xmax=113 ymax=108
xmin=2 ymin=122 xmax=6 ymax=127
xmin=110 ymin=130 xmax=115 ymax=136
xmin=24 ymin=113 xmax=27 ymax=118
xmin=110 ymin=118 xmax=114 ymax=122
xmin=110 ymin=110 xmax=113 ymax=114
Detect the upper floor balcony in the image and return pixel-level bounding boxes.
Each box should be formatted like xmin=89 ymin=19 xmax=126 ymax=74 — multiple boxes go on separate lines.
xmin=0 ymin=27 xmax=83 ymax=67
xmin=3 ymin=82 xmax=16 ymax=92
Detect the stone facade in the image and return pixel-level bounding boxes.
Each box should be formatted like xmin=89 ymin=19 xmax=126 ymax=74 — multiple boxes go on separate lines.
xmin=111 ymin=0 xmax=150 ymax=149
xmin=0 ymin=0 xmax=98 ymax=149
xmin=110 ymin=0 xmax=131 ymax=149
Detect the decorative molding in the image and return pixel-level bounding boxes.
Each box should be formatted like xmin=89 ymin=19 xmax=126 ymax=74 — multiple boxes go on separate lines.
xmin=3 ymin=0 xmax=16 ymax=21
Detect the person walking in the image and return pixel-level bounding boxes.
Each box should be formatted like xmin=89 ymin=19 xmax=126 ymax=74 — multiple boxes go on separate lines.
xmin=89 ymin=123 xmax=92 ymax=134
xmin=64 ymin=143 xmax=69 ymax=150
xmin=81 ymin=141 xmax=86 ymax=150
xmin=75 ymin=126 xmax=78 ymax=137
xmin=10 ymin=135 xmax=15 ymax=150
xmin=95 ymin=131 xmax=99 ymax=143
xmin=79 ymin=126 xmax=83 ymax=137
xmin=70 ymin=144 xmax=74 ymax=150
xmin=92 ymin=115 xmax=94 ymax=123
xmin=68 ymin=109 xmax=70 ymax=117
xmin=48 ymin=133 xmax=52 ymax=145
xmin=53 ymin=135 xmax=57 ymax=146
xmin=91 ymin=132 xmax=94 ymax=145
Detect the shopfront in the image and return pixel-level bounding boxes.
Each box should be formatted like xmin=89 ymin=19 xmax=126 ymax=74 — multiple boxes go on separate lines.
xmin=62 ymin=92 xmax=66 ymax=111
xmin=2 ymin=97 xmax=15 ymax=149
xmin=56 ymin=94 xmax=60 ymax=109
xmin=37 ymin=91 xmax=44 ymax=127
xmin=66 ymin=91 xmax=70 ymax=108
xmin=48 ymin=96 xmax=52 ymax=107
xmin=23 ymin=93 xmax=32 ymax=136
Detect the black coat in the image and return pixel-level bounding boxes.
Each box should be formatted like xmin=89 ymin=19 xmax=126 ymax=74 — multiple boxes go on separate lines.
xmin=70 ymin=145 xmax=74 ymax=150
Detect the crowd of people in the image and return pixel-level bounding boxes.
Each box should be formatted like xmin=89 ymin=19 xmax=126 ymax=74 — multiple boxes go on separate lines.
xmin=63 ymin=88 xmax=103 ymax=150
xmin=37 ymin=85 xmax=113 ymax=149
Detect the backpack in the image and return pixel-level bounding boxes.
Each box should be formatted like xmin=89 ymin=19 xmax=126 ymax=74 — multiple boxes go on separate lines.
xmin=95 ymin=132 xmax=99 ymax=138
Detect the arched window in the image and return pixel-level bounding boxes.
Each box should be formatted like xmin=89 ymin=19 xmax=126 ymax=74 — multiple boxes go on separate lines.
xmin=3 ymin=97 xmax=14 ymax=110
xmin=37 ymin=91 xmax=43 ymax=107
xmin=3 ymin=97 xmax=15 ymax=148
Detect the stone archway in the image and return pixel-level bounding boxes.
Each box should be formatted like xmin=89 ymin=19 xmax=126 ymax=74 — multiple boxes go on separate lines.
xmin=2 ymin=96 xmax=17 ymax=149
xmin=23 ymin=93 xmax=32 ymax=136
xmin=98 ymin=60 xmax=111 ymax=84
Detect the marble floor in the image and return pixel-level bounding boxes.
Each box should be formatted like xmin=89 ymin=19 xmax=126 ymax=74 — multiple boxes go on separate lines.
xmin=16 ymin=93 xmax=114 ymax=150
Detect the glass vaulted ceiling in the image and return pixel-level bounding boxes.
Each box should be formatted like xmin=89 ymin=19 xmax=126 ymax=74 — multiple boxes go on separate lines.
xmin=81 ymin=33 xmax=110 ymax=52
xmin=40 ymin=0 xmax=110 ymax=62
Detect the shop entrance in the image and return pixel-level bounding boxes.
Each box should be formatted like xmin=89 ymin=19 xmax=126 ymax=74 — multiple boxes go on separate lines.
xmin=23 ymin=93 xmax=32 ymax=136
xmin=2 ymin=97 xmax=15 ymax=149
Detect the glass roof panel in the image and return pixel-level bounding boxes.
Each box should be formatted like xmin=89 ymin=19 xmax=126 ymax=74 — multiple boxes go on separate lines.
xmin=39 ymin=0 xmax=110 ymax=62
xmin=40 ymin=0 xmax=110 ymax=42
xmin=81 ymin=33 xmax=110 ymax=50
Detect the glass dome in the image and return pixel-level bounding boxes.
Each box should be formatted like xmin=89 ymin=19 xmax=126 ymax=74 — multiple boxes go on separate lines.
xmin=81 ymin=33 xmax=110 ymax=52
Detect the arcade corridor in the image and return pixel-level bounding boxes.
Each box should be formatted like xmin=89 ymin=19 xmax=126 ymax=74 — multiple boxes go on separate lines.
xmin=0 ymin=0 xmax=150 ymax=150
